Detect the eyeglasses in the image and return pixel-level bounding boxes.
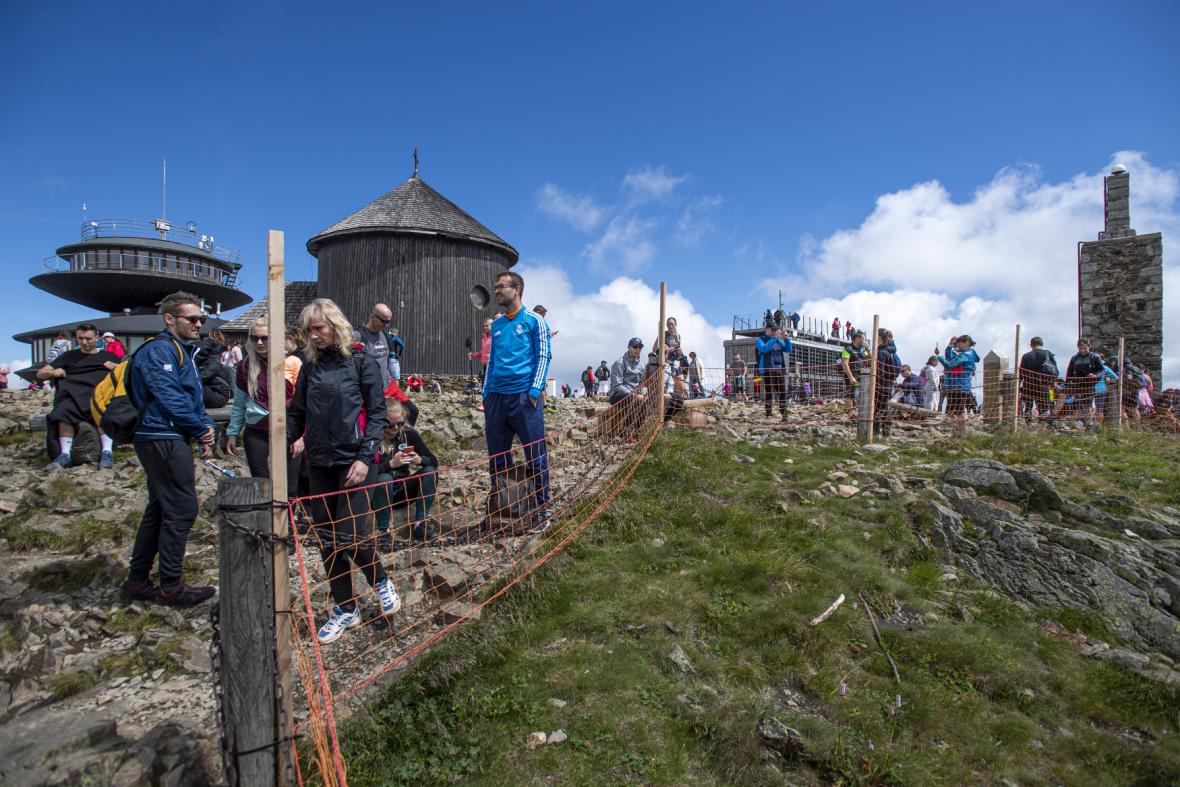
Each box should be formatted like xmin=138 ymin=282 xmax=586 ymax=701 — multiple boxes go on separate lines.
xmin=177 ymin=314 xmax=207 ymax=325
xmin=371 ymin=314 xmax=392 ymax=325
xmin=249 ymin=335 xmax=269 ymax=343
xmin=493 ymin=284 xmax=515 ymax=291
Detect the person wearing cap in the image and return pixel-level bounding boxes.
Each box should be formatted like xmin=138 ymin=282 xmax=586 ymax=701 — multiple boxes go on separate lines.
xmin=101 ymin=331 xmax=126 ymax=359
xmin=938 ymin=334 xmax=980 ymax=426
xmin=485 ymin=273 xmax=552 ymax=532
xmin=610 ymin=338 xmax=647 ymax=404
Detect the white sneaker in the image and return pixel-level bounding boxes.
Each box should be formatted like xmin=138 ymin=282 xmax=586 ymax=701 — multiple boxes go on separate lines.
xmin=375 ymin=579 xmax=401 ymax=616
xmin=317 ymin=605 xmax=360 ymax=643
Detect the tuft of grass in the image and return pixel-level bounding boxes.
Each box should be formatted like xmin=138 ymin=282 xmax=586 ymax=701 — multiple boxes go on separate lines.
xmin=48 ymin=669 xmax=97 ymax=701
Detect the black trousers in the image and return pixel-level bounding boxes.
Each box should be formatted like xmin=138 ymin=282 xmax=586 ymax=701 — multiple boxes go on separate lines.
xmin=763 ymin=369 xmax=787 ymax=415
xmin=130 ymin=440 xmax=198 ymax=587
xmin=874 ymin=384 xmax=893 ymax=434
xmin=242 ymin=428 xmax=302 ymax=492
xmin=305 ymin=463 xmax=387 ymax=611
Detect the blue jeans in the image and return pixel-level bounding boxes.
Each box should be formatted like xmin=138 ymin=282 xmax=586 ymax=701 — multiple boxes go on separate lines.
xmin=370 ymin=470 xmax=436 ymax=532
xmin=483 ymin=391 xmax=549 ymax=508
xmin=389 ymin=357 xmax=401 ymax=384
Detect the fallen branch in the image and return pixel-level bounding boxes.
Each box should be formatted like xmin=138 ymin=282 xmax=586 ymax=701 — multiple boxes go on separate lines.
xmin=808 ymin=593 xmax=845 ymax=627
xmin=859 ymin=593 xmax=901 ymax=685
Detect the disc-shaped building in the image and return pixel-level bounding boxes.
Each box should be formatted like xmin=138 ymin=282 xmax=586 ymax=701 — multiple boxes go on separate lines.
xmin=307 ymin=168 xmax=518 ymax=376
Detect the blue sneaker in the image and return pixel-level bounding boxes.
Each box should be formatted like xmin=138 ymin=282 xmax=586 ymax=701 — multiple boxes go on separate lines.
xmin=375 ymin=579 xmax=402 ymax=616
xmin=45 ymin=453 xmax=71 ymax=472
xmin=317 ymin=606 xmax=360 ymax=644
xmin=99 ymin=451 xmax=114 ymax=470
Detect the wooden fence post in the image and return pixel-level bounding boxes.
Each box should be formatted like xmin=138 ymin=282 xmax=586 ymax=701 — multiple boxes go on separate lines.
xmin=864 ymin=315 xmax=880 ymax=442
xmin=657 ymin=282 xmax=666 ymax=423
xmin=856 ymin=367 xmax=873 ymax=442
xmin=218 ymin=476 xmax=280 ymax=787
xmin=1002 ymin=372 xmax=1016 ymax=427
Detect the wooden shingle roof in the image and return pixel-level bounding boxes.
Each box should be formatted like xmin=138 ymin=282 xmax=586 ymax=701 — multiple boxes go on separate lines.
xmin=219 ymin=281 xmax=318 ymax=333
xmin=306 ymin=176 xmax=518 ymax=263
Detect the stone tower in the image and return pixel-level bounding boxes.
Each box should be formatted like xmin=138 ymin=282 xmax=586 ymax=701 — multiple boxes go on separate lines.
xmin=1078 ymin=166 xmax=1164 ymax=384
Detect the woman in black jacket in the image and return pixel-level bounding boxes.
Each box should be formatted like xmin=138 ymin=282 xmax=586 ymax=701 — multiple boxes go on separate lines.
xmin=287 ymin=298 xmax=400 ymax=645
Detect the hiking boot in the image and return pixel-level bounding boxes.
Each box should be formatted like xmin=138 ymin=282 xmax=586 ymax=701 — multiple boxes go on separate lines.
xmin=375 ymin=579 xmax=401 ymax=616
xmin=317 ymin=605 xmax=361 ymax=643
xmin=528 ymin=513 xmax=553 ymax=535
xmin=157 ymin=583 xmax=215 ymax=607
xmin=376 ymin=531 xmax=394 ymax=554
xmin=410 ymin=519 xmax=439 ymax=542
xmin=119 ymin=579 xmax=159 ymax=603
xmin=99 ymin=451 xmax=114 ymax=470
xmin=780 ymin=413 xmax=789 ymax=422
xmin=45 ymin=453 xmax=72 ymax=472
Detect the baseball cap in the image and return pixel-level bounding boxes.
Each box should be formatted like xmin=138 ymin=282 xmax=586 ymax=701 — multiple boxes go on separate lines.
xmin=101 ymin=332 xmax=115 ymax=339
xmin=628 ymin=337 xmax=644 ymax=348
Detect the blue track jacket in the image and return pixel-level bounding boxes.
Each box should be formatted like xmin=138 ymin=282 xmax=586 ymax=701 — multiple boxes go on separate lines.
xmin=130 ymin=331 xmax=214 ymax=441
xmin=755 ymin=335 xmax=792 ymax=371
xmin=938 ymin=345 xmax=980 ymax=393
xmin=484 ymin=308 xmax=551 ymax=400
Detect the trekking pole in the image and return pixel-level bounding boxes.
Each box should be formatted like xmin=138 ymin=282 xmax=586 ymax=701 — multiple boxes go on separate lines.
xmin=204 ymin=459 xmax=238 ymax=478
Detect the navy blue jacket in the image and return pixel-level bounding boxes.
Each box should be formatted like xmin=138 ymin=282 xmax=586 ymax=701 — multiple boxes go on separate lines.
xmin=130 ymin=331 xmax=214 ymax=441
xmin=755 ymin=335 xmax=792 ymax=371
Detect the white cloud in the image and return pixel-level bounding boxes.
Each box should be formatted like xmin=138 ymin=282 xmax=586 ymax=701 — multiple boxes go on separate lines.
xmin=764 ymin=152 xmax=1179 ymax=385
xmin=676 ymin=195 xmax=723 ymax=246
xmin=623 ymin=166 xmax=688 ymax=201
xmin=536 ymin=183 xmax=605 ymax=232
xmin=2 ymin=358 xmax=31 ymax=375
xmin=582 ymin=216 xmax=658 ymax=274
xmin=515 ymin=264 xmax=730 ymax=390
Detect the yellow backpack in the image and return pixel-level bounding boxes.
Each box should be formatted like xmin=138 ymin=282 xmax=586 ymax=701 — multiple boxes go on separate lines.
xmin=90 ymin=337 xmax=183 ymax=443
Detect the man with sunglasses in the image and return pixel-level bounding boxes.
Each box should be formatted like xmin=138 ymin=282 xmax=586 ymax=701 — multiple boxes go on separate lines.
xmin=122 ymin=291 xmax=217 ymax=607
xmin=357 ymin=303 xmax=396 ymax=388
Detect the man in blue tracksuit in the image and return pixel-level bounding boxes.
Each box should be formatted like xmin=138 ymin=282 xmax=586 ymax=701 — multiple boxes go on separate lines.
xmin=122 ymin=291 xmax=217 ymax=607
xmin=755 ymin=323 xmax=792 ymax=420
xmin=484 ymin=271 xmax=552 ymax=532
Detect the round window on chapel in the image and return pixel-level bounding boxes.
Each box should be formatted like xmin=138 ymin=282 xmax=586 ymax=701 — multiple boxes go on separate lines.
xmin=470 ymin=285 xmax=490 ymax=309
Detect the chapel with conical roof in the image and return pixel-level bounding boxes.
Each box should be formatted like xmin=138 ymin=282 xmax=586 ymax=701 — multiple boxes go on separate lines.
xmin=307 ymin=156 xmax=518 ymax=376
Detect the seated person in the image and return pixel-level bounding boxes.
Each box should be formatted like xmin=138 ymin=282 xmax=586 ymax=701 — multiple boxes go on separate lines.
xmin=371 ymin=399 xmax=437 ymax=552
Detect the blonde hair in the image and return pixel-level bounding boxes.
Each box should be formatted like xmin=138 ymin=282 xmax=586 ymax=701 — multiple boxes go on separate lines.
xmin=299 ymin=298 xmax=354 ymax=362
xmin=246 ymin=317 xmax=267 ymax=400
xmin=378 ymin=399 xmax=405 ymax=456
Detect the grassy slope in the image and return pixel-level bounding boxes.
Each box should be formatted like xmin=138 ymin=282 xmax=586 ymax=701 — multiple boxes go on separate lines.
xmin=336 ymin=428 xmax=1180 ymax=786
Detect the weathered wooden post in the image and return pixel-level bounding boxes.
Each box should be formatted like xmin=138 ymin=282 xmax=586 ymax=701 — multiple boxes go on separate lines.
xmin=864 ymin=314 xmax=880 ymax=442
xmin=856 ymin=367 xmax=873 ymax=442
xmin=657 ymin=282 xmax=666 ymax=423
xmin=982 ymin=350 xmax=1007 ymax=426
xmin=1002 ymin=371 xmax=1016 ymax=426
xmin=217 ymin=476 xmax=279 ymax=787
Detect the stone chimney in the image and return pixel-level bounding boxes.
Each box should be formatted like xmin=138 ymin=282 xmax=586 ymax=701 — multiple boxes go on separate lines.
xmin=1099 ymin=166 xmax=1136 ymax=239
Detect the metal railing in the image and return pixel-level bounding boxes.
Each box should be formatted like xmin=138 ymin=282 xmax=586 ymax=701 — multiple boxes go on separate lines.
xmin=733 ymin=312 xmax=855 ymax=343
xmin=79 ymin=219 xmax=243 ymax=266
xmin=42 ymin=250 xmax=239 ymax=289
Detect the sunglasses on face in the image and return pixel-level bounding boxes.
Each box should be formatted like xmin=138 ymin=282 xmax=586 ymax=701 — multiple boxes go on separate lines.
xmin=177 ymin=314 xmax=207 ymax=325
xmin=372 ymin=314 xmax=391 ymax=325
xmin=250 ymin=335 xmax=269 ymax=343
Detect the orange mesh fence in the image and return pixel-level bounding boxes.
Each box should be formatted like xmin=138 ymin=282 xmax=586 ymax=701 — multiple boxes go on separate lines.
xmin=286 ymin=370 xmax=665 ymax=785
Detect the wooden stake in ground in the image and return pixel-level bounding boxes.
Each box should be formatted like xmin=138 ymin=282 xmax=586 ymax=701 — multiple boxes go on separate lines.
xmin=808 ymin=593 xmax=845 ymax=627
xmin=1012 ymin=324 xmax=1021 ymax=435
xmin=266 ymin=230 xmax=295 ymax=786
xmin=657 ymin=282 xmax=667 ymax=423
xmin=865 ymin=314 xmax=880 ymax=442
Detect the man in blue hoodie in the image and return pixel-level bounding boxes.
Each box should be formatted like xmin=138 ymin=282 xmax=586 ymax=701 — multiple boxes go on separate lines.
xmin=122 ymin=291 xmax=216 ymax=607
xmin=755 ymin=323 xmax=792 ymax=421
xmin=484 ymin=272 xmax=552 ymax=532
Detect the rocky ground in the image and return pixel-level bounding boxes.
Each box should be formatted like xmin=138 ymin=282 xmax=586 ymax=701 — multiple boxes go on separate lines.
xmin=1 ymin=386 xmax=1177 ymax=784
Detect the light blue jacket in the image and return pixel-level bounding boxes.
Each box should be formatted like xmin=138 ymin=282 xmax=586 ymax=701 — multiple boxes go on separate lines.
xmin=484 ymin=309 xmax=551 ymax=399
xmin=937 ymin=345 xmax=979 ymax=393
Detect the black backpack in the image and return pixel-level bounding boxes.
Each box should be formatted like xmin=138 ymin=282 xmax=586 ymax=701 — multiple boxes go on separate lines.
xmin=1040 ymin=351 xmax=1058 ymax=380
xmin=486 ymin=463 xmax=539 ymax=536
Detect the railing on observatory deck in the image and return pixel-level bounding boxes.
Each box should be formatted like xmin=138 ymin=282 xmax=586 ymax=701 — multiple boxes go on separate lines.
xmin=77 ymin=219 xmax=244 ymax=267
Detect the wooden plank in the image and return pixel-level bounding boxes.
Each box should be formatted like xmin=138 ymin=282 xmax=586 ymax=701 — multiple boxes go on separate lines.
xmin=217 ymin=476 xmax=276 ymax=787
xmin=864 ymin=315 xmax=880 ymax=442
xmin=658 ymin=282 xmax=666 ymax=422
xmin=266 ymin=230 xmax=294 ymax=786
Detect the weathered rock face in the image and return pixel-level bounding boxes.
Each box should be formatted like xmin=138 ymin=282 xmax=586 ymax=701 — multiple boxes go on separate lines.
xmin=930 ymin=460 xmax=1180 ymax=660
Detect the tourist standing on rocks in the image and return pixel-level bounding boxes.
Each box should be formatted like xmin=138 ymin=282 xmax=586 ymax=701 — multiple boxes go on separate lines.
xmin=469 ymin=318 xmax=493 ymax=408
xmin=1065 ymin=338 xmax=1105 ymax=428
xmin=610 ymin=338 xmax=649 ymax=442
xmin=732 ymin=353 xmax=748 ymax=403
xmin=755 ymin=324 xmax=791 ymax=421
xmin=656 ymin=316 xmax=683 ymax=371
xmin=581 ymin=366 xmax=596 ymax=398
xmin=47 ymin=330 xmax=72 ymax=364
xmin=938 ymin=335 xmax=980 ymax=427
xmin=919 ymin=355 xmax=940 ymax=411
xmin=37 ymin=323 xmax=121 ymax=470
xmin=845 ymin=320 xmax=853 ymax=340
xmin=225 ymin=317 xmax=303 ymax=486
xmin=1018 ymin=336 xmax=1058 ymax=422
xmin=0 ymin=365 xmax=7 ymax=389
xmin=122 ymin=292 xmax=216 ymax=607
xmin=101 ymin=332 xmax=126 ymax=359
xmin=371 ymin=399 xmax=438 ymax=553
xmin=356 ymin=303 xmax=396 ymax=389
xmin=287 ymin=298 xmax=400 ymax=644
xmin=688 ymin=351 xmax=705 ymax=399
xmin=874 ymin=328 xmax=901 ymax=436
xmin=595 ymin=360 xmax=610 ymax=396
xmin=484 ymin=271 xmax=552 ymax=533
xmin=840 ymin=331 xmax=868 ymax=418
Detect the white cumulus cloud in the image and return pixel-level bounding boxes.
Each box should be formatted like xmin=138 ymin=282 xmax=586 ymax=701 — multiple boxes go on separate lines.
xmin=763 ymin=152 xmax=1179 ymax=385
xmin=514 ymin=264 xmax=730 ymax=391
xmin=536 ymin=183 xmax=605 ymax=232
xmin=582 ymin=216 xmax=658 ymax=275
xmin=623 ymin=166 xmax=688 ymax=201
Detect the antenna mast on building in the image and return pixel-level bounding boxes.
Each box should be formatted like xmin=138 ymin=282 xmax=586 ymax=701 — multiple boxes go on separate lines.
xmin=156 ymin=158 xmax=170 ymax=238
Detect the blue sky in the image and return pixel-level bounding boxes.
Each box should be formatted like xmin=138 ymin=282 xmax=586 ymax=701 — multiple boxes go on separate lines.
xmin=2 ymin=1 xmax=1178 ymax=384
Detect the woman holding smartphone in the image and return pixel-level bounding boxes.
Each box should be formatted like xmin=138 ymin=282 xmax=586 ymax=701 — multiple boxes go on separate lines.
xmin=287 ymin=298 xmax=401 ymax=644
xmin=370 ymin=399 xmax=439 ymax=552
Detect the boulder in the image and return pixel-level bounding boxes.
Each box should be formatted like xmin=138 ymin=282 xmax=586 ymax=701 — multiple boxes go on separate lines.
xmin=757 ymin=715 xmax=806 ymax=761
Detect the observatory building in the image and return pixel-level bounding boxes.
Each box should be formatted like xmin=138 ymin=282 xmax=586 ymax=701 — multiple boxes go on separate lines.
xmin=1077 ymin=166 xmax=1164 ymax=384
xmin=14 ymin=217 xmax=250 ymax=380
xmin=306 ymin=162 xmax=518 ymax=376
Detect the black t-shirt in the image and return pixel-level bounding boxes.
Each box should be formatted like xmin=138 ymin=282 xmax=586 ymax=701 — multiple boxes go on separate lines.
xmin=1020 ymin=348 xmax=1055 ymax=373
xmin=49 ymin=348 xmax=121 ymax=417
